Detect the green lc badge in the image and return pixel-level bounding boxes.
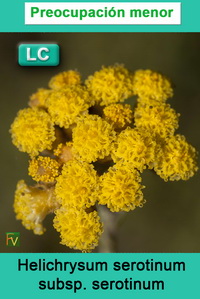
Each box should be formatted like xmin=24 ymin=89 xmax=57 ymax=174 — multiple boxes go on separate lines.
xmin=18 ymin=44 xmax=60 ymax=66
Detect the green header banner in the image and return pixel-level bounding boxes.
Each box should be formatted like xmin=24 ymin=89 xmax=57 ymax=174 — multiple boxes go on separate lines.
xmin=1 ymin=253 xmax=199 ymax=298
xmin=0 ymin=0 xmax=199 ymax=32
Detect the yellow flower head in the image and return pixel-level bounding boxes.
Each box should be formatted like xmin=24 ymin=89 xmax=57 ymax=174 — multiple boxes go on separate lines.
xmin=132 ymin=69 xmax=173 ymax=103
xmin=28 ymin=156 xmax=60 ymax=183
xmin=53 ymin=208 xmax=103 ymax=252
xmin=112 ymin=127 xmax=156 ymax=172
xmin=103 ymin=104 xmax=133 ymax=129
xmin=72 ymin=115 xmax=116 ymax=163
xmin=154 ymin=134 xmax=198 ymax=181
xmin=85 ymin=65 xmax=133 ymax=106
xmin=98 ymin=164 xmax=145 ymax=212
xmin=49 ymin=70 xmax=81 ymax=90
xmin=14 ymin=180 xmax=59 ymax=235
xmin=29 ymin=88 xmax=51 ymax=108
xmin=134 ymin=103 xmax=179 ymax=138
xmin=46 ymin=85 xmax=92 ymax=128
xmin=55 ymin=160 xmax=98 ymax=209
xmin=10 ymin=108 xmax=55 ymax=156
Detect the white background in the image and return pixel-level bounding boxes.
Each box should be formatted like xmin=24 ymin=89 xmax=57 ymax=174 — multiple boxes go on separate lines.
xmin=25 ymin=2 xmax=181 ymax=25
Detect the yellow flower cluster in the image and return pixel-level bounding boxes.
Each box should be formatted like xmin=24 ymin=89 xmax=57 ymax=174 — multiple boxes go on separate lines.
xmin=29 ymin=88 xmax=51 ymax=108
xmin=98 ymin=164 xmax=145 ymax=212
xmin=10 ymin=108 xmax=55 ymax=156
xmin=49 ymin=70 xmax=81 ymax=89
xmin=132 ymin=70 xmax=198 ymax=181
xmin=28 ymin=156 xmax=60 ymax=183
xmin=154 ymin=135 xmax=198 ymax=181
xmin=54 ymin=159 xmax=102 ymax=251
xmin=46 ymin=85 xmax=92 ymax=128
xmin=85 ymin=65 xmax=133 ymax=106
xmin=103 ymin=104 xmax=133 ymax=129
xmin=55 ymin=160 xmax=98 ymax=209
xmin=14 ymin=180 xmax=59 ymax=235
xmin=134 ymin=103 xmax=179 ymax=139
xmin=112 ymin=128 xmax=156 ymax=172
xmin=132 ymin=69 xmax=173 ymax=104
xmin=54 ymin=208 xmax=103 ymax=252
xmin=11 ymin=65 xmax=198 ymax=252
xmin=72 ymin=115 xmax=116 ymax=163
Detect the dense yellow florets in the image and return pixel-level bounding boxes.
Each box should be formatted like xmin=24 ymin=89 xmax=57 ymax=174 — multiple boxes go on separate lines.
xmin=55 ymin=160 xmax=98 ymax=209
xmin=49 ymin=70 xmax=81 ymax=89
xmin=134 ymin=103 xmax=179 ymax=138
xmin=85 ymin=65 xmax=133 ymax=106
xmin=154 ymin=135 xmax=198 ymax=181
xmin=10 ymin=108 xmax=55 ymax=156
xmin=112 ymin=128 xmax=156 ymax=172
xmin=11 ymin=65 xmax=198 ymax=253
xmin=53 ymin=208 xmax=103 ymax=252
xmin=132 ymin=69 xmax=173 ymax=103
xmin=29 ymin=88 xmax=51 ymax=108
xmin=46 ymin=85 xmax=92 ymax=128
xmin=103 ymin=104 xmax=133 ymax=129
xmin=98 ymin=164 xmax=145 ymax=212
xmin=28 ymin=156 xmax=60 ymax=183
xmin=14 ymin=180 xmax=59 ymax=235
xmin=72 ymin=115 xmax=116 ymax=163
